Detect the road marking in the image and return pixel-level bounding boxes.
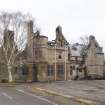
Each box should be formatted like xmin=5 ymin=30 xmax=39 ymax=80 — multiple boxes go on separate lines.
xmin=36 ymin=87 xmax=95 ymax=105
xmin=16 ymin=89 xmax=57 ymax=105
xmin=2 ymin=92 xmax=13 ymax=100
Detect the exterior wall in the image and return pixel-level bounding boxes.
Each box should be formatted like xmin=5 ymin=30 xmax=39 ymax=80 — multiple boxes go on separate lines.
xmin=47 ymin=46 xmax=69 ymax=81
xmin=25 ymin=23 xmax=72 ymax=82
xmin=25 ymin=22 xmax=105 ymax=82
xmin=86 ymin=36 xmax=104 ymax=79
xmin=27 ymin=63 xmax=34 ymax=82
xmin=33 ymin=36 xmax=48 ymax=62
xmin=103 ymin=65 xmax=105 ymax=78
xmin=2 ymin=21 xmax=105 ymax=82
xmin=37 ymin=63 xmax=48 ymax=81
xmin=66 ymin=63 xmax=71 ymax=80
xmin=27 ymin=37 xmax=71 ymax=82
xmin=70 ymin=56 xmax=85 ymax=80
xmin=27 ymin=35 xmax=49 ymax=82
xmin=48 ymin=47 xmax=68 ymax=63
xmin=0 ymin=63 xmax=8 ymax=82
xmin=86 ymin=50 xmax=104 ymax=78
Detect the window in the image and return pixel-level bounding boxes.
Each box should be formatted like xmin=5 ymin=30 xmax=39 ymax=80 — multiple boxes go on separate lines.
xmin=20 ymin=65 xmax=29 ymax=75
xmin=75 ymin=57 xmax=78 ymax=61
xmin=76 ymin=67 xmax=79 ymax=71
xmin=57 ymin=65 xmax=64 ymax=75
xmin=47 ymin=65 xmax=54 ymax=76
xmin=79 ymin=68 xmax=82 ymax=72
xmin=68 ymin=54 xmax=70 ymax=61
xmin=58 ymin=55 xmax=62 ymax=59
xmin=70 ymin=70 xmax=73 ymax=75
xmin=72 ymin=66 xmax=75 ymax=70
xmin=22 ymin=69 xmax=29 ymax=75
xmin=70 ymin=66 xmax=72 ymax=70
xmin=14 ymin=67 xmax=17 ymax=73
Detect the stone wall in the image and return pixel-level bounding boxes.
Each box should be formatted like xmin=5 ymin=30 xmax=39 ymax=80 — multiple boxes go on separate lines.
xmin=86 ymin=35 xmax=104 ymax=79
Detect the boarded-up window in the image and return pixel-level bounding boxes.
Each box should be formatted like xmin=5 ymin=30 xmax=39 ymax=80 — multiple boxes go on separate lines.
xmin=19 ymin=65 xmax=29 ymax=75
xmin=57 ymin=65 xmax=64 ymax=75
xmin=47 ymin=65 xmax=54 ymax=76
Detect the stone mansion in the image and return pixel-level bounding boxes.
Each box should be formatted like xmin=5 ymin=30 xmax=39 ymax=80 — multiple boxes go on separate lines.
xmin=0 ymin=20 xmax=104 ymax=82
xmin=22 ymin=21 xmax=104 ymax=82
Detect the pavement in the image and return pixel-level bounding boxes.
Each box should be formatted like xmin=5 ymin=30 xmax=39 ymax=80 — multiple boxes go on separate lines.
xmin=29 ymin=80 xmax=105 ymax=105
xmin=0 ymin=84 xmax=79 ymax=105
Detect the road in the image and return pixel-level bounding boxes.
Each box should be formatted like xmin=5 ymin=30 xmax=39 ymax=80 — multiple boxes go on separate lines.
xmin=0 ymin=86 xmax=56 ymax=105
xmin=0 ymin=85 xmax=78 ymax=105
xmin=34 ymin=80 xmax=105 ymax=104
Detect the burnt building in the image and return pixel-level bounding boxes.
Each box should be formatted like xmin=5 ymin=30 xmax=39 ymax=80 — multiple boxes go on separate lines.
xmin=25 ymin=21 xmax=71 ymax=82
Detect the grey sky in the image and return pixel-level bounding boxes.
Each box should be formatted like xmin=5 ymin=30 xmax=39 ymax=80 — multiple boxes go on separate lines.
xmin=0 ymin=0 xmax=105 ymax=51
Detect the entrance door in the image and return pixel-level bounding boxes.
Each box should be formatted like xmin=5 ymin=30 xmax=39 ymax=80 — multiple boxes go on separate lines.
xmin=33 ymin=64 xmax=38 ymax=82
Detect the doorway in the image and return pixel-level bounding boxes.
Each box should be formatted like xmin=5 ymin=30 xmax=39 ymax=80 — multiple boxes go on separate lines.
xmin=33 ymin=64 xmax=38 ymax=82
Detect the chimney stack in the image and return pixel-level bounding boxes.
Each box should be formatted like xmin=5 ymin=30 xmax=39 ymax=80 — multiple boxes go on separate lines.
xmin=27 ymin=20 xmax=33 ymax=34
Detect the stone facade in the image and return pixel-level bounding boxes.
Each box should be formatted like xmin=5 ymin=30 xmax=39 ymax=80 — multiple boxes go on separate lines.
xmin=0 ymin=20 xmax=105 ymax=82
xmin=26 ymin=21 xmax=71 ymax=82
xmin=70 ymin=43 xmax=85 ymax=79
xmin=23 ymin=21 xmax=105 ymax=82
xmin=86 ymin=35 xmax=104 ymax=79
xmin=69 ymin=36 xmax=105 ymax=80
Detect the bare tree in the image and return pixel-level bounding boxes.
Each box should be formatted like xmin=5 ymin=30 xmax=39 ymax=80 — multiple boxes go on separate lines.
xmin=0 ymin=11 xmax=34 ymax=82
xmin=80 ymin=35 xmax=89 ymax=57
xmin=79 ymin=35 xmax=89 ymax=79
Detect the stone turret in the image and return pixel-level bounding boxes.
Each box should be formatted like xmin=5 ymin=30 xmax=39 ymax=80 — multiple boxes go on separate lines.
xmin=27 ymin=20 xmax=33 ymax=34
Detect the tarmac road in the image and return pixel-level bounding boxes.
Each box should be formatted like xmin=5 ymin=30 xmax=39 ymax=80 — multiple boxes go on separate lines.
xmin=0 ymin=85 xmax=78 ymax=105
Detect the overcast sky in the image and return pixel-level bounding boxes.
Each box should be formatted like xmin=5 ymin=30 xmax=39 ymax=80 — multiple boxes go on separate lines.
xmin=0 ymin=0 xmax=105 ymax=52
